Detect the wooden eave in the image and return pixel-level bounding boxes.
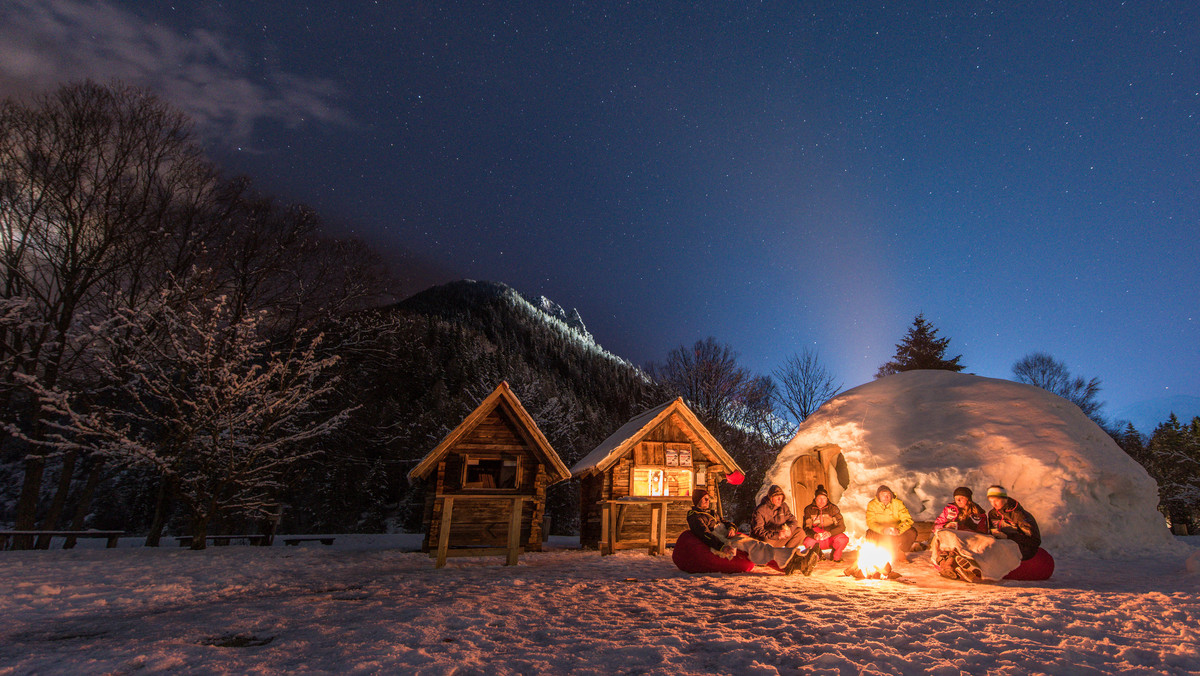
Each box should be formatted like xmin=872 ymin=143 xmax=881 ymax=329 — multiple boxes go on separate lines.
xmin=407 ymin=382 xmax=571 ymax=484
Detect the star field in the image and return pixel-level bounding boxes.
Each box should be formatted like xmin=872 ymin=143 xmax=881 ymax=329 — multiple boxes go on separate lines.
xmin=0 ymin=0 xmax=1196 ymax=420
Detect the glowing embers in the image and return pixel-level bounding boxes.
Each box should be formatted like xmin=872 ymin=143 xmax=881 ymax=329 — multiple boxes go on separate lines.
xmin=844 ymin=541 xmax=902 ymax=581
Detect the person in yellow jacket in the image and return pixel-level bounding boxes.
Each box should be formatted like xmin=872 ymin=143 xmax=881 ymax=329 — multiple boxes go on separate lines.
xmin=864 ymin=485 xmax=917 ymax=561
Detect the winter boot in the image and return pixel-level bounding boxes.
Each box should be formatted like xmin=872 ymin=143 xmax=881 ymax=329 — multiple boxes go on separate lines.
xmin=801 ymin=547 xmax=821 ymax=576
xmin=953 ymin=555 xmax=983 ymax=583
xmin=783 ymin=549 xmax=804 ymax=575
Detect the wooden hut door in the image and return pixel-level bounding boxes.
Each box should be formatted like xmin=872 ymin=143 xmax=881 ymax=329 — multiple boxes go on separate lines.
xmin=790 ymin=454 xmax=823 ymax=514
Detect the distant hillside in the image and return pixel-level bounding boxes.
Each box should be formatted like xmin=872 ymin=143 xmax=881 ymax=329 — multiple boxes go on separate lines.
xmin=279 ymin=280 xmax=674 ymax=534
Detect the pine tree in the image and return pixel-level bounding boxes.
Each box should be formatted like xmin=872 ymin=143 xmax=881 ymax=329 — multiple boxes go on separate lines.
xmin=1143 ymin=414 xmax=1200 ymax=533
xmin=875 ymin=314 xmax=964 ymax=378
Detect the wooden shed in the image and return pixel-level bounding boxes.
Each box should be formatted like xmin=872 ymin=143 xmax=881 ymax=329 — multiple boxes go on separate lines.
xmin=570 ymin=398 xmax=744 ymax=552
xmin=408 ymin=382 xmax=571 ymax=567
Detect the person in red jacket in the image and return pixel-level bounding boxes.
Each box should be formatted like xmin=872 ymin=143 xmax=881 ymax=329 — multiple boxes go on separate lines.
xmin=933 ymin=486 xmax=989 ymax=534
xmin=801 ymin=485 xmax=849 ymax=562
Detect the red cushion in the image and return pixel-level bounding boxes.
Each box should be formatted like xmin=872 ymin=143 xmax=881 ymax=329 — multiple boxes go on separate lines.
xmin=1003 ymin=547 xmax=1055 ymax=580
xmin=671 ymin=531 xmax=755 ymax=574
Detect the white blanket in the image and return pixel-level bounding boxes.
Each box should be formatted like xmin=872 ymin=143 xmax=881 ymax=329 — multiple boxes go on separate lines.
xmin=933 ymin=529 xmax=1022 ymax=581
xmin=712 ymin=524 xmax=795 ymax=569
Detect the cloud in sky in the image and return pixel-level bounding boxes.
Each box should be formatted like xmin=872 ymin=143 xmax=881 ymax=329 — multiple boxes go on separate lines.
xmin=0 ymin=0 xmax=348 ymax=146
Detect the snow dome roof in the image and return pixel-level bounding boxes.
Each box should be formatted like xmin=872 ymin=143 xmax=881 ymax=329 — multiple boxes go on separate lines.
xmin=762 ymin=370 xmax=1178 ymax=555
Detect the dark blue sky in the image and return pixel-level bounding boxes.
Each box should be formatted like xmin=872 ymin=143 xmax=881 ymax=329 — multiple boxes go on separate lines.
xmin=2 ymin=1 xmax=1197 ymax=423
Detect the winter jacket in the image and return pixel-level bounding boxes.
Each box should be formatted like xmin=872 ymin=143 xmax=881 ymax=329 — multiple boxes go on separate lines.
xmin=988 ymin=498 xmax=1042 ymax=560
xmin=687 ymin=507 xmax=737 ymax=551
xmin=865 ymin=497 xmax=914 ymax=534
xmin=750 ymin=497 xmax=801 ymax=541
xmin=932 ymin=501 xmax=989 ymax=534
xmin=802 ymin=501 xmax=845 ymax=539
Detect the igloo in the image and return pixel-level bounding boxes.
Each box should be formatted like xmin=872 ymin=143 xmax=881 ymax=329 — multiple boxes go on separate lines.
xmin=761 ymin=370 xmax=1177 ymax=555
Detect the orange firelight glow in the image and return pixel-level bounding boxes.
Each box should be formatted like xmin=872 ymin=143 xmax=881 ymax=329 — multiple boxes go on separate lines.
xmin=856 ymin=542 xmax=893 ymax=576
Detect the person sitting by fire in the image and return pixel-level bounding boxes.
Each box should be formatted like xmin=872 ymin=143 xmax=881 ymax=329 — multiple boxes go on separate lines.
xmin=751 ymin=484 xmax=806 ymax=549
xmin=864 ymin=485 xmax=917 ymax=561
xmin=686 ymin=488 xmax=816 ymax=575
xmin=933 ymin=486 xmax=990 ymax=535
xmin=801 ymin=485 xmax=849 ymax=562
xmin=986 ymin=485 xmax=1042 ymax=561
xmin=930 ymin=486 xmax=991 ymax=577
xmin=932 ymin=484 xmax=1040 ymax=582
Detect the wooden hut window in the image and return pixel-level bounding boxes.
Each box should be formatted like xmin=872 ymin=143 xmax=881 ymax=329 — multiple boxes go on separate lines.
xmin=462 ymin=455 xmax=521 ymax=490
xmin=629 ymin=442 xmax=695 ymax=497
xmin=630 ymin=467 xmax=693 ymax=497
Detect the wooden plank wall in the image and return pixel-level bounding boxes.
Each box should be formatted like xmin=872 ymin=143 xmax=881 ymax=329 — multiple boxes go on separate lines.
xmin=420 ymin=405 xmax=555 ymax=553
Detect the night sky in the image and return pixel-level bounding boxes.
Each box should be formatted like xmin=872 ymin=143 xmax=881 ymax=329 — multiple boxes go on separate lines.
xmin=2 ymin=1 xmax=1197 ymax=422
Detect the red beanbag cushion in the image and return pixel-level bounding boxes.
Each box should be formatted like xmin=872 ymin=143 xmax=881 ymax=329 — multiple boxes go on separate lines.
xmin=672 ymin=530 xmax=755 ymax=574
xmin=1003 ymin=547 xmax=1054 ymax=580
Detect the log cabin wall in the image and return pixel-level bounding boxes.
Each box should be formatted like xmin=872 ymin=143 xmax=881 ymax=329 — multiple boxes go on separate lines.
xmin=420 ymin=405 xmax=551 ymax=553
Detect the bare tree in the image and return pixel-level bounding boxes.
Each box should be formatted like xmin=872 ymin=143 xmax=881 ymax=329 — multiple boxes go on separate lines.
xmin=653 ymin=337 xmax=766 ymax=430
xmin=1012 ymin=352 xmax=1105 ymax=425
xmin=772 ymin=347 xmax=841 ymax=426
xmin=0 ymin=81 xmax=213 ymax=538
xmin=32 ymin=289 xmax=350 ymax=549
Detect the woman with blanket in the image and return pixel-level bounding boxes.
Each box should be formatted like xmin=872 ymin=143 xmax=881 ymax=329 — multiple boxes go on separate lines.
xmin=932 ymin=485 xmax=1037 ymax=582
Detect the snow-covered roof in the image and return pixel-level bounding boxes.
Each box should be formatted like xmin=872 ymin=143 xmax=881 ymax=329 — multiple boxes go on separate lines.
xmin=762 ymin=370 xmax=1179 ymax=556
xmin=408 ymin=382 xmax=571 ymax=483
xmin=570 ymin=398 xmax=743 ymax=477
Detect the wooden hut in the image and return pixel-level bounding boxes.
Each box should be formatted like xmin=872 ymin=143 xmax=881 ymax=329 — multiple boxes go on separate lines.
xmin=571 ymin=398 xmax=744 ymax=553
xmin=408 ymin=382 xmax=571 ymax=567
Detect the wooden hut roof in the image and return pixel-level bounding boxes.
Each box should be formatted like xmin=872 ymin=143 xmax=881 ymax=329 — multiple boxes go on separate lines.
xmin=569 ymin=398 xmax=744 ymax=477
xmin=407 ymin=382 xmax=571 ymax=483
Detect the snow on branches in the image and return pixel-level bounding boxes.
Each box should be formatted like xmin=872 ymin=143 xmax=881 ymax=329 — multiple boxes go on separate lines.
xmin=29 ymin=288 xmax=352 ymax=548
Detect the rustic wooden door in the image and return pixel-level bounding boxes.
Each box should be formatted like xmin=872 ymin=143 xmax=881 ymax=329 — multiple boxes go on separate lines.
xmin=790 ymin=454 xmax=823 ymax=514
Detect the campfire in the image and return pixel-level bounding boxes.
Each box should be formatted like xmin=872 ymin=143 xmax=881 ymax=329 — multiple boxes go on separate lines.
xmin=844 ymin=541 xmax=900 ymax=581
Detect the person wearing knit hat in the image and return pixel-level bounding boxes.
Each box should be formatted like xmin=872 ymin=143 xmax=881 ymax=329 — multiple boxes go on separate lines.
xmin=800 ymin=485 xmax=849 ymax=562
xmin=930 ymin=484 xmax=1044 ymax=583
xmin=929 ymin=486 xmax=990 ymax=572
xmin=933 ymin=487 xmax=989 ymax=536
xmin=864 ymin=485 xmax=916 ymax=561
xmin=751 ymin=484 xmax=805 ymax=549
xmin=986 ymin=486 xmax=1042 ymax=561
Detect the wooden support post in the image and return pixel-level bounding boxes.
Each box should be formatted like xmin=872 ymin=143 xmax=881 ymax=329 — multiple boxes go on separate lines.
xmin=600 ymin=501 xmax=611 ymax=555
xmin=659 ymin=501 xmax=670 ymax=555
xmin=435 ymin=496 xmax=454 ymax=569
xmin=651 ymin=501 xmax=669 ymax=555
xmin=506 ymin=497 xmax=523 ymax=566
xmin=648 ymin=502 xmax=660 ymax=555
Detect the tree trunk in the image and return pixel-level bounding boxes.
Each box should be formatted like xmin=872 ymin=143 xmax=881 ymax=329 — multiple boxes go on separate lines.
xmin=36 ymin=449 xmax=78 ymax=549
xmin=190 ymin=509 xmax=210 ymax=550
xmin=145 ymin=479 xmax=172 ymax=547
xmin=12 ymin=453 xmax=47 ymax=550
xmin=63 ymin=458 xmax=106 ymax=549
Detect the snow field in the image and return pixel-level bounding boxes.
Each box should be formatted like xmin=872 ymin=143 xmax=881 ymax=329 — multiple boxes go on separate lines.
xmin=2 ymin=535 xmax=1198 ymax=675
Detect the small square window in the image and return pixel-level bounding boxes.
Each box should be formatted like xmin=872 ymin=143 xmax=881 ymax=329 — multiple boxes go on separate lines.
xmin=463 ymin=456 xmax=519 ymax=489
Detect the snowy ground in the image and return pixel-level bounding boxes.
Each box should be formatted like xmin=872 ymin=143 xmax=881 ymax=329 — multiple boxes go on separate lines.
xmin=3 ymin=535 xmax=1200 ymax=675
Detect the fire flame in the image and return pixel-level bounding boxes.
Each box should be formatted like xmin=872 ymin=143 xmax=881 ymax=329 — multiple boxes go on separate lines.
xmin=856 ymin=542 xmax=893 ymax=577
